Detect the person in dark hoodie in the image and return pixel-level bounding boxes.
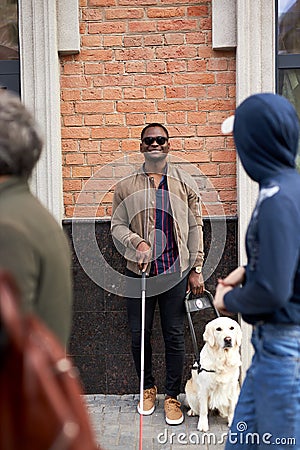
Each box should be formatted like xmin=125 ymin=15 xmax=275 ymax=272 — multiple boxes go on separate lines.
xmin=214 ymin=93 xmax=300 ymax=449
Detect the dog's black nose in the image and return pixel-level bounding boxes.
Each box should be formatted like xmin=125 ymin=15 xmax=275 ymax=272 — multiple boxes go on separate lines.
xmin=224 ymin=336 xmax=232 ymax=347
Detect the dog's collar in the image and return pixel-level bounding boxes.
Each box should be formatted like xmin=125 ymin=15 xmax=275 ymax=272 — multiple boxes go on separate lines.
xmin=192 ymin=362 xmax=216 ymax=374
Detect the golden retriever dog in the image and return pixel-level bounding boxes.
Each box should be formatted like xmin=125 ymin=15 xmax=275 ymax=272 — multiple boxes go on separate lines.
xmin=185 ymin=317 xmax=242 ymax=432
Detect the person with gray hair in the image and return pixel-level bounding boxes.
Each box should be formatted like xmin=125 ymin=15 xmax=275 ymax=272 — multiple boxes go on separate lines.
xmin=0 ymin=90 xmax=72 ymax=347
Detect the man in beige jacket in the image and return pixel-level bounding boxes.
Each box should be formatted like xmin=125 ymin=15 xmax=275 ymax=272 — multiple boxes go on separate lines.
xmin=111 ymin=123 xmax=204 ymax=425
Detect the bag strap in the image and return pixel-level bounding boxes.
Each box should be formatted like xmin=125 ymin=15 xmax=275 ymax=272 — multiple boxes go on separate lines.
xmin=202 ymin=290 xmax=220 ymax=318
xmin=184 ymin=292 xmax=200 ymax=363
xmin=0 ymin=271 xmax=25 ymax=351
xmin=184 ymin=289 xmax=220 ymax=364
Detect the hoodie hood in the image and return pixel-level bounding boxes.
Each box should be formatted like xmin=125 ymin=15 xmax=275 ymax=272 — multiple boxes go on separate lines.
xmin=233 ymin=93 xmax=300 ymax=183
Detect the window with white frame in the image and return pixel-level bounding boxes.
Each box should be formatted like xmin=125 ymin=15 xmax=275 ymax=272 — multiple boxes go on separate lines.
xmin=277 ymin=0 xmax=300 ymax=169
xmin=0 ymin=0 xmax=20 ymax=94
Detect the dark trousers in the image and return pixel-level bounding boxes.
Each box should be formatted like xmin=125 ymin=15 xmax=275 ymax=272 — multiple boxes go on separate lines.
xmin=126 ymin=269 xmax=188 ymax=398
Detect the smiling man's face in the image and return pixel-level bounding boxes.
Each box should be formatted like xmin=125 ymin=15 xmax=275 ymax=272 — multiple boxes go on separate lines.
xmin=140 ymin=126 xmax=170 ymax=162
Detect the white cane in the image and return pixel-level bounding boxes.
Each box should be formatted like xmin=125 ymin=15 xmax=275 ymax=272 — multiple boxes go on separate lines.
xmin=139 ymin=270 xmax=147 ymax=450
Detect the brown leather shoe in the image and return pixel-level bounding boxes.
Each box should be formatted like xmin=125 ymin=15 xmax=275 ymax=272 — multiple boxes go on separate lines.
xmin=137 ymin=386 xmax=157 ymax=415
xmin=164 ymin=396 xmax=184 ymax=425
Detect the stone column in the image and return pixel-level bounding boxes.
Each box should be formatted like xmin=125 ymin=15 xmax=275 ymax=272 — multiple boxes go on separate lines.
xmin=18 ymin=0 xmax=63 ymax=223
xmin=236 ymin=0 xmax=275 ymax=378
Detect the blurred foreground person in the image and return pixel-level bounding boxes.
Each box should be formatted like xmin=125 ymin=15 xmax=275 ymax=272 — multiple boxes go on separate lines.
xmin=214 ymin=93 xmax=300 ymax=449
xmin=0 ymin=91 xmax=99 ymax=450
xmin=0 ymin=90 xmax=72 ymax=347
xmin=0 ymin=271 xmax=99 ymax=450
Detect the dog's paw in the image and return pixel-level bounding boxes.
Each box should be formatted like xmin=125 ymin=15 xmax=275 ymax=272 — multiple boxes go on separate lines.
xmin=187 ymin=409 xmax=196 ymax=417
xmin=197 ymin=417 xmax=209 ymax=432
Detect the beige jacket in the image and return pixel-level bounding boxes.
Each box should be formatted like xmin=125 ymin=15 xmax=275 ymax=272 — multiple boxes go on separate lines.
xmin=111 ymin=163 xmax=204 ymax=275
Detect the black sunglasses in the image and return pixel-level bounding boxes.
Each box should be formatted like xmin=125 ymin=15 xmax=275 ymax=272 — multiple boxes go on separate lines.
xmin=142 ymin=136 xmax=168 ymax=146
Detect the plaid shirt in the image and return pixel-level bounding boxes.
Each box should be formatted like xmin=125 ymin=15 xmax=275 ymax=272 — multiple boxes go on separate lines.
xmin=150 ymin=175 xmax=179 ymax=275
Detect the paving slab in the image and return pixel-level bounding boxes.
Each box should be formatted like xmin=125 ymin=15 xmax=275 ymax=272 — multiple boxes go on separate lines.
xmin=85 ymin=394 xmax=228 ymax=450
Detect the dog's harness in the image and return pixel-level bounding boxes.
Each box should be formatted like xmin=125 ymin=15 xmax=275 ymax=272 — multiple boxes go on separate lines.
xmin=185 ymin=290 xmax=220 ymax=375
xmin=192 ymin=362 xmax=216 ymax=374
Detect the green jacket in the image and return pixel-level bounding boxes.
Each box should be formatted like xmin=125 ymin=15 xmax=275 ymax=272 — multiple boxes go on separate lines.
xmin=0 ymin=177 xmax=72 ymax=346
xmin=111 ymin=163 xmax=204 ymax=275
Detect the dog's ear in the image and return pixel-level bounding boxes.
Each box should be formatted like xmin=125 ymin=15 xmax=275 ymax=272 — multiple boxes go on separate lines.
xmin=203 ymin=322 xmax=215 ymax=347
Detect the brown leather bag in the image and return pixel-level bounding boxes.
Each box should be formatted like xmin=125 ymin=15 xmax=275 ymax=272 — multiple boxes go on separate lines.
xmin=0 ymin=271 xmax=100 ymax=450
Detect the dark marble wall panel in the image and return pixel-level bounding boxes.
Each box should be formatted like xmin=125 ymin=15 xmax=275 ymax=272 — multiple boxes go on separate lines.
xmin=63 ymin=217 xmax=238 ymax=394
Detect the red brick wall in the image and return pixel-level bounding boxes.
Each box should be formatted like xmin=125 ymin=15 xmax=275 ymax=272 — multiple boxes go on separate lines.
xmin=60 ymin=0 xmax=236 ymax=218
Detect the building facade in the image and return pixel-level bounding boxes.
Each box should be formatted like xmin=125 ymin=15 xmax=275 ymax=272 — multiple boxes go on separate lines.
xmin=1 ymin=0 xmax=293 ymax=393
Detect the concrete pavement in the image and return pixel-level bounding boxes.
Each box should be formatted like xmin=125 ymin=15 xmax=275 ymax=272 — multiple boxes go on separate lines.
xmin=86 ymin=394 xmax=228 ymax=450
